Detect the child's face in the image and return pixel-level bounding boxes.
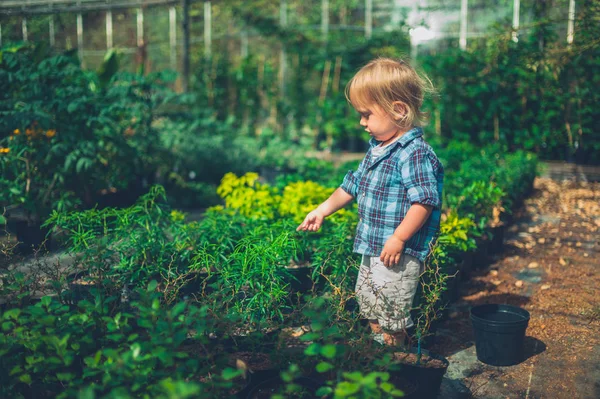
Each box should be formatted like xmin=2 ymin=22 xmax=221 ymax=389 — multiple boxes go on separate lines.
xmin=356 ymin=104 xmax=402 ymax=144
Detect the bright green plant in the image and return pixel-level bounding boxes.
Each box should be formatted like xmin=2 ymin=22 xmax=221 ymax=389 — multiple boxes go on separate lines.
xmin=43 ymin=185 xmax=214 ymax=303
xmin=279 ymin=181 xmax=335 ymax=223
xmin=217 ymin=222 xmax=299 ymax=327
xmin=437 ymin=211 xmax=478 ymax=256
xmin=215 ymin=172 xmax=280 ymax=220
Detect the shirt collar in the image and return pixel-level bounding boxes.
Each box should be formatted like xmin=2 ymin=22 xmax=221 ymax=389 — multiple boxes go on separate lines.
xmin=369 ymin=127 xmax=423 ymax=149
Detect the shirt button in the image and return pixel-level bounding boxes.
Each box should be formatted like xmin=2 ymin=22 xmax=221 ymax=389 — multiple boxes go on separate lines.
xmin=362 ymin=192 xmax=366 ymax=197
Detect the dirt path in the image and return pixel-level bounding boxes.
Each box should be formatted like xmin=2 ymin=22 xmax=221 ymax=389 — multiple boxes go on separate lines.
xmin=433 ymin=177 xmax=600 ymax=399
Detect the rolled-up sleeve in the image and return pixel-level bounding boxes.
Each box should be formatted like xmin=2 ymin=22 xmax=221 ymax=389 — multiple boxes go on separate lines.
xmin=401 ymin=150 xmax=441 ymax=208
xmin=340 ymin=158 xmax=367 ymax=198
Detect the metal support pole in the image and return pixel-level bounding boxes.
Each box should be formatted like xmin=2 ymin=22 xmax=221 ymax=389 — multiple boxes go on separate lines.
xmin=567 ymin=0 xmax=576 ymax=46
xmin=77 ymin=7 xmax=84 ymax=65
xmin=279 ymin=0 xmax=287 ymax=96
xmin=182 ymin=0 xmax=190 ymax=91
xmin=322 ymin=0 xmax=329 ymax=41
xmin=169 ymin=6 xmax=177 ymax=70
xmin=106 ymin=10 xmax=113 ymax=49
xmin=391 ymin=0 xmax=402 ymax=27
xmin=137 ymin=8 xmax=144 ymax=47
xmin=0 ymin=24 xmax=2 ymax=47
xmin=460 ymin=0 xmax=468 ymax=50
xmin=365 ymin=0 xmax=372 ymax=39
xmin=49 ymin=16 xmax=56 ymax=46
xmin=204 ymin=1 xmax=211 ymax=57
xmin=241 ymin=31 xmax=248 ymax=58
xmin=512 ymin=0 xmax=520 ymax=42
xmin=22 ymin=17 xmax=28 ymax=41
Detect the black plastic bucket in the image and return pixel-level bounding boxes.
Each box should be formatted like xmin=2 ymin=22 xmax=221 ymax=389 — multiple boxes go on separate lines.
xmin=470 ymin=304 xmax=530 ymax=366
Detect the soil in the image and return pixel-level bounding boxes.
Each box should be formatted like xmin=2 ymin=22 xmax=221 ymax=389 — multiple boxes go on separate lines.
xmin=430 ymin=178 xmax=600 ymax=399
xmin=229 ymin=351 xmax=275 ymax=372
xmin=392 ymin=351 xmax=448 ymax=369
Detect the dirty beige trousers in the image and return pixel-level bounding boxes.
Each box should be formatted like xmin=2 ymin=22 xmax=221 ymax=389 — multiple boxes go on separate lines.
xmin=355 ymin=253 xmax=423 ymax=332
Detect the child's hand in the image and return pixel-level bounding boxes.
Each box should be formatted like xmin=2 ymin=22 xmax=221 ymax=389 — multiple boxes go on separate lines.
xmin=297 ymin=210 xmax=325 ymax=232
xmin=380 ymin=236 xmax=405 ymax=267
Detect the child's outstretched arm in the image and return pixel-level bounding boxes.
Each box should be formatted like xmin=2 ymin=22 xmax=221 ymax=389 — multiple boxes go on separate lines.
xmin=297 ymin=187 xmax=354 ymax=232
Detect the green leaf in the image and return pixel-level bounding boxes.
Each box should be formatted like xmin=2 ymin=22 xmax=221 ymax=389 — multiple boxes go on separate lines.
xmin=303 ymin=343 xmax=321 ymax=356
xmin=147 ymin=280 xmax=158 ymax=292
xmin=320 ymin=344 xmax=336 ymax=359
xmin=41 ymin=296 xmax=52 ymax=307
xmin=316 ymin=387 xmax=333 ymax=396
xmin=316 ymin=361 xmax=334 ymax=373
xmin=334 ymin=381 xmax=360 ymax=397
xmin=3 ymin=308 xmax=21 ymax=320
xmin=172 ymin=302 xmax=186 ymax=317
xmin=19 ymin=374 xmax=32 ymax=384
xmin=221 ymin=367 xmax=241 ymax=380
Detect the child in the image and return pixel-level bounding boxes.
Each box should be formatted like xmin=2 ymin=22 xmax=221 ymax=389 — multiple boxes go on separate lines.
xmin=297 ymin=57 xmax=444 ymax=346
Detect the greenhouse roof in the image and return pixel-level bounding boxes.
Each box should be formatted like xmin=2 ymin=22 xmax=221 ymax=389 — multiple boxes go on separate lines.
xmin=0 ymin=0 xmax=183 ymax=16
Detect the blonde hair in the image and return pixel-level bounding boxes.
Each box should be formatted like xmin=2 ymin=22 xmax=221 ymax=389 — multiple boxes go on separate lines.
xmin=345 ymin=57 xmax=434 ymax=128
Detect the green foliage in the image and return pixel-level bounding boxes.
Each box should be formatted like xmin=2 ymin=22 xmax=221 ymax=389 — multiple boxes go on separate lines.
xmin=43 ymin=186 xmax=214 ymax=303
xmin=215 ymin=172 xmax=281 ymax=219
xmin=217 ymin=222 xmax=299 ymax=327
xmin=420 ymin=7 xmax=600 ymax=163
xmin=437 ymin=211 xmax=478 ymax=256
xmin=0 ymin=288 xmax=218 ymax=398
xmin=0 ymin=42 xmax=181 ymax=223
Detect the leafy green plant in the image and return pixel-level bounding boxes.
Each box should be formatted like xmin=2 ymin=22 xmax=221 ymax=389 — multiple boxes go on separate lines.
xmin=214 ymin=172 xmax=281 ymax=220
xmin=217 ymin=222 xmax=299 ymax=327
xmin=0 ymin=282 xmax=228 ymax=399
xmin=437 ymin=211 xmax=478 ymax=257
xmin=0 ymin=42 xmax=182 ymax=226
xmin=43 ymin=185 xmax=214 ymax=303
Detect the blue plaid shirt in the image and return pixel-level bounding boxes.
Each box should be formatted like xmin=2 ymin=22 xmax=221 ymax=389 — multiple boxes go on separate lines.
xmin=340 ymin=127 xmax=444 ymax=262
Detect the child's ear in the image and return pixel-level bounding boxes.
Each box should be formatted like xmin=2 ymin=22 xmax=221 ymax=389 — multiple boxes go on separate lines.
xmin=392 ymin=101 xmax=408 ymax=120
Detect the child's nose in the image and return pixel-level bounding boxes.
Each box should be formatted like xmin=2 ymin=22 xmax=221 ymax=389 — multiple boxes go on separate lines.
xmin=360 ymin=117 xmax=367 ymax=126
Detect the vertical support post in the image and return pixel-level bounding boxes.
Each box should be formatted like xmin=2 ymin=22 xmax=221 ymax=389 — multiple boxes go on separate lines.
xmin=22 ymin=17 xmax=28 ymax=41
xmin=391 ymin=0 xmax=402 ymax=27
xmin=279 ymin=0 xmax=287 ymax=97
xmin=512 ymin=0 xmax=520 ymax=42
xmin=169 ymin=6 xmax=177 ymax=70
xmin=204 ymin=1 xmax=211 ymax=57
xmin=182 ymin=0 xmax=191 ymax=92
xmin=459 ymin=0 xmax=468 ymax=50
xmin=49 ymin=16 xmax=56 ymax=47
xmin=137 ymin=8 xmax=144 ymax=47
xmin=77 ymin=3 xmax=84 ymax=66
xmin=241 ymin=31 xmax=248 ymax=58
xmin=106 ymin=10 xmax=113 ymax=49
xmin=0 ymin=24 xmax=2 ymax=47
xmin=365 ymin=0 xmax=373 ymax=39
xmin=567 ymin=0 xmax=576 ymax=47
xmin=322 ymin=0 xmax=329 ymax=41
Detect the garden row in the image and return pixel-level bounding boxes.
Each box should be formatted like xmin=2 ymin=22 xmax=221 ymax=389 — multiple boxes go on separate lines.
xmin=0 ymin=140 xmax=537 ymax=398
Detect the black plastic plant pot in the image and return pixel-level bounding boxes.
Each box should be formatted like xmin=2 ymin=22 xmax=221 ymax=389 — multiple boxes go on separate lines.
xmin=489 ymin=225 xmax=505 ymax=255
xmin=280 ymin=266 xmax=313 ymax=293
xmin=392 ymin=348 xmax=449 ymax=399
xmin=243 ymin=376 xmax=322 ymax=399
xmin=13 ymin=220 xmax=51 ymax=253
xmin=473 ymin=238 xmax=490 ymax=269
xmin=470 ymin=304 xmax=530 ymax=366
xmin=387 ymin=374 xmax=419 ymax=399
